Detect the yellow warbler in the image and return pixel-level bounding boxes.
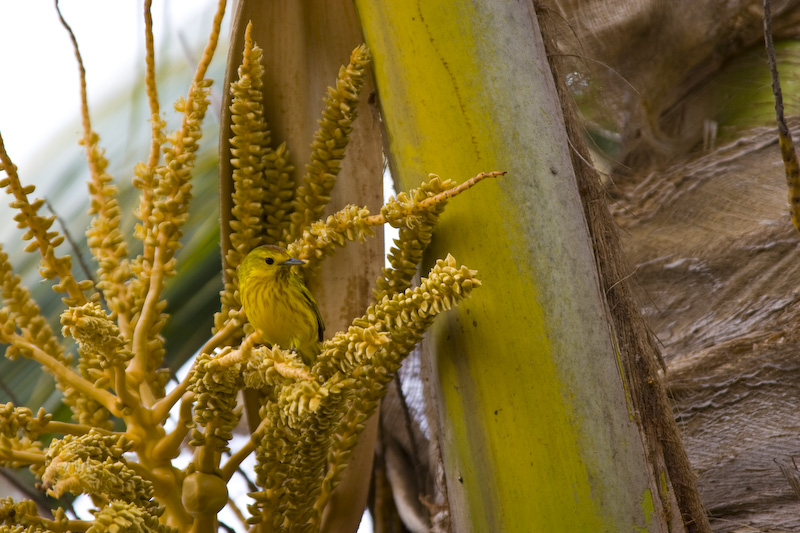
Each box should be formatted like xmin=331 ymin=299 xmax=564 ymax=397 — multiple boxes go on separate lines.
xmin=237 ymin=245 xmax=324 ymax=364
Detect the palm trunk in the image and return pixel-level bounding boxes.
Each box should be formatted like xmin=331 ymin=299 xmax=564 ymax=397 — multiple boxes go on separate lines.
xmin=355 ymin=2 xmax=691 ymax=531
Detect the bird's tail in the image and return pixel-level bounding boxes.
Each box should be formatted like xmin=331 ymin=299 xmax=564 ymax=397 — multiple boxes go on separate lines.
xmin=299 ymin=341 xmax=322 ymax=366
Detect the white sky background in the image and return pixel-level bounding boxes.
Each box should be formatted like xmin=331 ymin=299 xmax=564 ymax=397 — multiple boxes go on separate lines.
xmin=0 ymin=1 xmax=215 ymax=172
xmin=0 ymin=2 xmax=376 ymax=531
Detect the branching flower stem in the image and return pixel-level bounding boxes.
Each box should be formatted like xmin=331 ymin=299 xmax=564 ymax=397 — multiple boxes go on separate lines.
xmin=365 ymin=171 xmax=505 ymax=226
xmin=221 ymin=440 xmax=255 ymax=483
xmin=151 ymin=393 xmax=194 ymax=461
xmin=144 ymin=0 xmax=162 ymax=170
xmin=129 ymin=0 xmax=227 ymax=398
xmin=221 ymin=414 xmax=270 ymax=483
xmin=56 ymin=0 xmax=131 ymax=332
xmin=43 ymin=420 xmax=118 ymax=437
xmin=130 ymin=244 xmax=168 ymax=388
xmin=151 ymin=320 xmax=240 ymax=424
xmin=0 ymin=448 xmax=44 ymax=465
xmin=6 ymin=334 xmax=121 ymax=416
xmin=133 ymin=0 xmax=166 ymax=318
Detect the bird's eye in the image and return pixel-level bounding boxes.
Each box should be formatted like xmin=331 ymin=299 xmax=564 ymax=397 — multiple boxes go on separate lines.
xmin=265 ymin=257 xmax=274 ymax=265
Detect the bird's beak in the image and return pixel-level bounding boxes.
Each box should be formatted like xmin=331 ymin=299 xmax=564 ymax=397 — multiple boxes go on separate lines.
xmin=279 ymin=257 xmax=306 ymax=266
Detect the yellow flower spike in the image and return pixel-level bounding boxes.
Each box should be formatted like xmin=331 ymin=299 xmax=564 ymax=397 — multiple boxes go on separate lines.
xmin=374 ymin=176 xmax=453 ymax=301
xmin=284 ymin=45 xmax=371 ymax=245
xmin=43 ymin=431 xmax=157 ymax=514
xmin=0 ymin=250 xmax=132 ymax=429
xmin=288 ymin=205 xmax=376 ymax=271
xmin=0 ymin=246 xmax=69 ymax=365
xmin=188 ymin=353 xmax=241 ymax=455
xmin=82 ymin=132 xmax=132 ymax=327
xmin=128 ymin=77 xmax=214 ymax=389
xmin=217 ymin=23 xmax=289 ymax=345
xmin=0 ymin=404 xmax=46 ymax=470
xmin=0 ymin=136 xmax=93 ymax=308
xmin=247 ymin=254 xmax=482 ymax=527
xmin=89 ymin=500 xmax=175 ymax=533
xmin=260 ymin=142 xmax=296 ymax=244
xmin=60 ymin=302 xmax=138 ymax=426
xmin=0 ymin=498 xmax=43 ymax=529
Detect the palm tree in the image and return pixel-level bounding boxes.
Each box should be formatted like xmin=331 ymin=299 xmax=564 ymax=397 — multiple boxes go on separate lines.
xmin=6 ymin=0 xmax=795 ymax=531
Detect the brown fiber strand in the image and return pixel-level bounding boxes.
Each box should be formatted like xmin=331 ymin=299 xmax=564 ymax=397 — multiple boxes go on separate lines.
xmin=764 ymin=0 xmax=800 ymax=234
xmin=54 ymin=1 xmax=90 ymax=156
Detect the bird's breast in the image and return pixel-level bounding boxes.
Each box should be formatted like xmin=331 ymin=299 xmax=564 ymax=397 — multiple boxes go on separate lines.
xmin=241 ymin=277 xmax=318 ymax=350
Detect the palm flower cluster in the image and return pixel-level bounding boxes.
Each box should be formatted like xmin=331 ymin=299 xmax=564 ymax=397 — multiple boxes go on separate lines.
xmin=0 ymin=5 xmax=501 ymax=533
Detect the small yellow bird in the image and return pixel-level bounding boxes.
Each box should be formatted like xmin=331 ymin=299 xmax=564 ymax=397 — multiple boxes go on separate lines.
xmin=237 ymin=245 xmax=324 ymax=364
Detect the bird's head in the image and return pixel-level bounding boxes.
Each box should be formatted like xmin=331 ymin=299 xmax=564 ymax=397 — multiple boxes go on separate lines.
xmin=238 ymin=245 xmax=306 ymax=281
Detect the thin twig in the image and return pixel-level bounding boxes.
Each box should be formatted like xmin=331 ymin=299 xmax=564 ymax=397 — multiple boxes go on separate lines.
xmin=54 ymin=0 xmax=91 ymax=143
xmin=225 ymin=491 xmax=251 ymax=529
xmin=221 ymin=415 xmax=270 ymax=482
xmin=237 ymin=464 xmax=258 ymax=493
xmin=0 ymin=377 xmax=20 ymax=405
xmin=775 ymin=457 xmax=800 ymax=500
xmin=177 ymin=31 xmax=222 ymax=121
xmin=217 ymin=520 xmax=236 ymax=533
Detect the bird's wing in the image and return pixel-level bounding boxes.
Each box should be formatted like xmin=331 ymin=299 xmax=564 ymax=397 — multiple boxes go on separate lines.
xmin=299 ymin=281 xmax=325 ymax=342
